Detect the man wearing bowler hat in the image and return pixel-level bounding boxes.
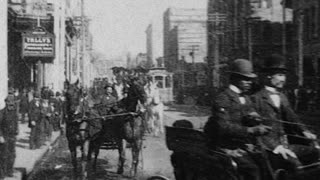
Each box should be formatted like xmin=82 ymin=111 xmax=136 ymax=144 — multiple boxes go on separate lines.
xmin=251 ymin=54 xmax=319 ymax=175
xmin=204 ymin=59 xmax=271 ymax=180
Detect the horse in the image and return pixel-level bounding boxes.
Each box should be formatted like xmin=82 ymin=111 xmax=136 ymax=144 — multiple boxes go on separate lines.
xmin=88 ymin=77 xmax=147 ymax=177
xmin=64 ymin=80 xmax=93 ymax=180
xmin=145 ymin=81 xmax=164 ymax=136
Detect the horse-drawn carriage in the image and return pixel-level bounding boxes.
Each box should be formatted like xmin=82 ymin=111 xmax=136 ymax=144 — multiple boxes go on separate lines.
xmin=165 ymin=121 xmax=320 ymax=180
xmin=64 ymin=77 xmax=147 ymax=180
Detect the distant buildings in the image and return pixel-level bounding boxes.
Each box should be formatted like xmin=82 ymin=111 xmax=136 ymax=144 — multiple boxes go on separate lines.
xmin=163 ymin=8 xmax=208 ymax=72
xmin=163 ymin=8 xmax=208 ymax=97
xmin=135 ymin=53 xmax=148 ymax=68
xmin=145 ymin=24 xmax=154 ymax=68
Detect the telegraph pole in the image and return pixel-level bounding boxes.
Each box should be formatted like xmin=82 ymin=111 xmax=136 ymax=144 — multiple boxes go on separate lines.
xmin=208 ymin=12 xmax=226 ymax=89
xmin=282 ymin=0 xmax=287 ymax=57
xmin=81 ymin=0 xmax=85 ymax=86
xmin=0 ymin=0 xmax=8 ymax=109
xmin=298 ymin=10 xmax=304 ymax=86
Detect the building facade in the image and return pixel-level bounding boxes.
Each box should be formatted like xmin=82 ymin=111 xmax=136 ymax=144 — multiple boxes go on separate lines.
xmin=207 ymin=0 xmax=294 ymax=89
xmin=163 ymin=8 xmax=207 ymax=72
xmin=145 ymin=24 xmax=154 ymax=68
xmin=145 ymin=23 xmax=163 ymax=69
xmin=7 ymin=0 xmax=93 ymax=92
xmin=286 ymin=0 xmax=320 ymax=88
xmin=163 ymin=8 xmax=208 ymax=102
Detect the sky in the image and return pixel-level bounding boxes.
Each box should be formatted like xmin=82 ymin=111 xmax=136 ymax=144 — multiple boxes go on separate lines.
xmin=85 ymin=0 xmax=207 ymax=59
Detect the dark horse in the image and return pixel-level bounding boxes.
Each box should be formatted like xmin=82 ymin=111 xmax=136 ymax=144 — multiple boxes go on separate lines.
xmin=64 ymin=80 xmax=91 ymax=180
xmin=88 ymin=77 xmax=147 ymax=177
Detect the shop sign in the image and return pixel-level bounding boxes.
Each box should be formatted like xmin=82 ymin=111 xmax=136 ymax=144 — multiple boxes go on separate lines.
xmin=22 ymin=27 xmax=55 ymax=58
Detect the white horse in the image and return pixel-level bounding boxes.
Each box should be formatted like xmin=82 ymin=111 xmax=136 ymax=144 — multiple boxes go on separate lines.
xmin=145 ymin=81 xmax=164 ymax=136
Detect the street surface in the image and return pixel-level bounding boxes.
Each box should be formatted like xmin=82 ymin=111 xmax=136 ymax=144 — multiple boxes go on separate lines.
xmin=27 ymin=105 xmax=320 ymax=180
xmin=28 ymin=105 xmax=210 ymax=180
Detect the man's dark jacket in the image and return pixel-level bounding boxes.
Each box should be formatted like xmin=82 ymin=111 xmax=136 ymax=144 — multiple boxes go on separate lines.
xmin=204 ymin=88 xmax=255 ymax=149
xmin=251 ymin=88 xmax=306 ymax=151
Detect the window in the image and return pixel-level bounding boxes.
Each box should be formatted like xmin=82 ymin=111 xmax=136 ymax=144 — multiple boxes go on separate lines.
xmin=155 ymin=76 xmax=164 ymax=88
xmin=165 ymin=76 xmax=172 ymax=88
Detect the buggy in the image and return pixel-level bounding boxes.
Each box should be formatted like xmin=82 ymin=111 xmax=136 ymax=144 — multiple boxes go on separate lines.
xmin=165 ymin=124 xmax=320 ymax=180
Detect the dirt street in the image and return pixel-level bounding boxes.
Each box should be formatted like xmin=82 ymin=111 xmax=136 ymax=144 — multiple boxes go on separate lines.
xmin=28 ymin=105 xmax=210 ymax=180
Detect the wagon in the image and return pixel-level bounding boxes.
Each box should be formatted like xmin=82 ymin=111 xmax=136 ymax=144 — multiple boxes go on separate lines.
xmin=165 ymin=124 xmax=320 ymax=180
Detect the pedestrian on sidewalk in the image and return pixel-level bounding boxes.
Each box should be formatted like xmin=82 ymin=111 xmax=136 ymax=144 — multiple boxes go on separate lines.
xmin=0 ymin=91 xmax=19 ymax=178
xmin=28 ymin=92 xmax=42 ymax=149
xmin=19 ymin=88 xmax=29 ymax=123
xmin=41 ymin=98 xmax=52 ymax=142
xmin=49 ymin=98 xmax=60 ymax=132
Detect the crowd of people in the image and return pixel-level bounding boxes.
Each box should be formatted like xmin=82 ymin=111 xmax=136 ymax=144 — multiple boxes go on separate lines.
xmin=0 ymin=86 xmax=64 ymax=179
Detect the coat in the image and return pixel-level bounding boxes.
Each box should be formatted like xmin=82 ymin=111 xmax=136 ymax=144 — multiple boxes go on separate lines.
xmin=0 ymin=108 xmax=18 ymax=138
xmin=97 ymin=94 xmax=118 ymax=115
xmin=19 ymin=94 xmax=29 ymax=114
xmin=28 ymin=99 xmax=41 ymax=128
xmin=251 ymin=88 xmax=306 ymax=151
xmin=204 ymin=88 xmax=256 ymax=149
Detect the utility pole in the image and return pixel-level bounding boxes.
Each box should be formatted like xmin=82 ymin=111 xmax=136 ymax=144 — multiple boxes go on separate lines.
xmin=282 ymin=0 xmax=287 ymax=57
xmin=0 ymin=0 xmax=8 ymax=109
xmin=208 ymin=12 xmax=226 ymax=90
xmin=248 ymin=22 xmax=253 ymax=62
xmin=80 ymin=0 xmax=85 ymax=86
xmin=298 ymin=9 xmax=304 ymax=86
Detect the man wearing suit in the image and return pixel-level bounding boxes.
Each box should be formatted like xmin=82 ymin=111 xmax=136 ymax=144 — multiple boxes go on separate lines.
xmin=28 ymin=91 xmax=42 ymax=149
xmin=0 ymin=90 xmax=19 ymax=177
xmin=251 ymin=54 xmax=319 ymax=174
xmin=204 ymin=59 xmax=271 ymax=180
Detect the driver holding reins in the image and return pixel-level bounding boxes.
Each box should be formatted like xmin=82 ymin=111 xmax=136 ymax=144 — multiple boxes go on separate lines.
xmin=204 ymin=59 xmax=271 ymax=180
xmin=251 ymin=54 xmax=319 ymax=177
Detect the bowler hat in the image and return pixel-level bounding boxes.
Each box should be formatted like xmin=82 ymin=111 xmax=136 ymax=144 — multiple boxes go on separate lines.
xmin=262 ymin=54 xmax=287 ymax=72
xmin=229 ymin=59 xmax=257 ymax=78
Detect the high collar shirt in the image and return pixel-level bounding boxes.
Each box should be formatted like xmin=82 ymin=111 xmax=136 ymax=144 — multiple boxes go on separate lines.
xmin=265 ymin=86 xmax=281 ymax=108
xmin=229 ymin=85 xmax=246 ymax=104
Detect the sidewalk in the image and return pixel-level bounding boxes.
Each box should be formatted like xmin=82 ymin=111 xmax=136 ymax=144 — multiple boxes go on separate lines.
xmin=4 ymin=122 xmax=60 ymax=180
